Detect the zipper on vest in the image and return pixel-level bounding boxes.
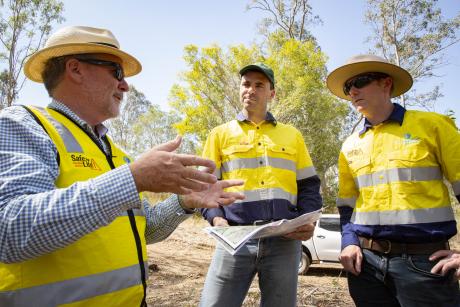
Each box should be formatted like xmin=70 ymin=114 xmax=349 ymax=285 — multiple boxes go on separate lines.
xmin=52 ymin=109 xmax=148 ymax=307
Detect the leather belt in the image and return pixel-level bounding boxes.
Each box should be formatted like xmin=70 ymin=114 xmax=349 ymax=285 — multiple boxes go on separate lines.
xmin=358 ymin=236 xmax=450 ymax=255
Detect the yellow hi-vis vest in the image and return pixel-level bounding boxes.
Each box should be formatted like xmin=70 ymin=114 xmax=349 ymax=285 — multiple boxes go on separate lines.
xmin=0 ymin=106 xmax=147 ymax=307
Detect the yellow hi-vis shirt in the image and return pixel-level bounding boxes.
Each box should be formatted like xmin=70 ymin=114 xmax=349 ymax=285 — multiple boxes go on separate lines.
xmin=0 ymin=106 xmax=147 ymax=307
xmin=201 ymin=116 xmax=320 ymax=224
xmin=337 ymin=107 xmax=460 ymax=245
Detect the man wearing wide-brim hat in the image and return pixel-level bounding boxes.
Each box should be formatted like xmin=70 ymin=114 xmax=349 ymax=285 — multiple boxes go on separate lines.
xmin=0 ymin=25 xmax=245 ymax=306
xmin=327 ymin=54 xmax=460 ymax=306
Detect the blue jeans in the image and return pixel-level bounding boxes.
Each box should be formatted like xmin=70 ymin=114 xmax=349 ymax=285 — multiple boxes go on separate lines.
xmin=199 ymin=237 xmax=301 ymax=307
xmin=348 ymin=249 xmax=460 ymax=307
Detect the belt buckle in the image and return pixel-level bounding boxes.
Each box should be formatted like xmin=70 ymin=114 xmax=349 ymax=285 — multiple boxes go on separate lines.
xmin=253 ymin=220 xmax=266 ymax=226
xmin=381 ymin=239 xmax=392 ymax=254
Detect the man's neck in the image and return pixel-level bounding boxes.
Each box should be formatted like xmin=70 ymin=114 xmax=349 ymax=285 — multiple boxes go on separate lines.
xmin=365 ymin=101 xmax=394 ymax=126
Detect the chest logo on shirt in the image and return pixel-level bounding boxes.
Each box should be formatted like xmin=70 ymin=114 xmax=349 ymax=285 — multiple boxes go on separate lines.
xmin=403 ymin=133 xmax=420 ymax=145
xmin=71 ymin=154 xmax=102 ymax=170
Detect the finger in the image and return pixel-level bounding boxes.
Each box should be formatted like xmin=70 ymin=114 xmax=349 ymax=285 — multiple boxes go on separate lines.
xmin=178 ymin=154 xmax=216 ymax=169
xmin=152 ymin=135 xmax=182 ymax=152
xmin=355 ymin=249 xmax=363 ymax=274
xmin=219 ymin=179 xmax=245 ymax=188
xmin=177 ymin=178 xmax=209 ymax=192
xmin=429 ymin=249 xmax=452 ymax=261
xmin=219 ymin=191 xmax=245 ymax=200
xmin=183 ymin=168 xmax=217 ymax=184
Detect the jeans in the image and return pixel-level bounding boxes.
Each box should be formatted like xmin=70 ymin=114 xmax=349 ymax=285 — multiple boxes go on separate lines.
xmin=199 ymin=236 xmax=301 ymax=307
xmin=348 ymin=249 xmax=460 ymax=307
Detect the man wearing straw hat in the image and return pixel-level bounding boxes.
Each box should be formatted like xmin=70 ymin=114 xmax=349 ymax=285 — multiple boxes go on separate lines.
xmin=327 ymin=54 xmax=460 ymax=306
xmin=0 ymin=26 xmax=244 ymax=306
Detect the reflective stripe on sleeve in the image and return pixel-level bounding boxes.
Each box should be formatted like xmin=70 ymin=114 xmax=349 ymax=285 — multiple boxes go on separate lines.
xmin=296 ymin=166 xmax=317 ymax=180
xmin=32 ymin=107 xmax=84 ymax=153
xmin=222 ymin=157 xmax=296 ymax=173
xmin=0 ymin=262 xmax=148 ymax=306
xmin=336 ymin=197 xmax=357 ymax=208
xmin=352 ymin=206 xmax=455 ymax=225
xmin=234 ymin=188 xmax=297 ymax=205
xmin=355 ymin=167 xmax=442 ymax=188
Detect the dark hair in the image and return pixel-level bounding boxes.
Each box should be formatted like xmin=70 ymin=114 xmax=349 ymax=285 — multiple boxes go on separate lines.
xmin=42 ymin=55 xmax=73 ymax=96
xmin=42 ymin=53 xmax=100 ymax=96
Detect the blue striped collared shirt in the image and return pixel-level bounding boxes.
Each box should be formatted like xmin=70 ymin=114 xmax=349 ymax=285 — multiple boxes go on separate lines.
xmin=0 ymin=100 xmax=191 ymax=263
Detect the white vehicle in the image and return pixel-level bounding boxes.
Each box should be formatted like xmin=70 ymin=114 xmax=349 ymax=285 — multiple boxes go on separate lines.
xmin=299 ymin=214 xmax=342 ymax=274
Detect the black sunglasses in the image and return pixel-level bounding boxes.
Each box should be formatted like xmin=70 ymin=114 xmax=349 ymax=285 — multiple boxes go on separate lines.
xmin=343 ymin=72 xmax=389 ymax=96
xmin=76 ymin=58 xmax=124 ymax=81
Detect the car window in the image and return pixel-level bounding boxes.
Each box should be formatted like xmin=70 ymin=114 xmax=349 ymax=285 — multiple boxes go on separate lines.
xmin=319 ymin=218 xmax=340 ymax=232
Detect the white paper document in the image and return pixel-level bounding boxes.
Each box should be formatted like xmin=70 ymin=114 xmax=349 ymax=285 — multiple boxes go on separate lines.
xmin=204 ymin=209 xmax=322 ymax=255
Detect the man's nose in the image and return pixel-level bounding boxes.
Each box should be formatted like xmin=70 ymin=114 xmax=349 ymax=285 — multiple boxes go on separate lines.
xmin=118 ymin=79 xmax=129 ymax=92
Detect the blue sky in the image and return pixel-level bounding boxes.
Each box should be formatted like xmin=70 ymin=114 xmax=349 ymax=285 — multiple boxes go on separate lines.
xmin=17 ymin=0 xmax=460 ymax=123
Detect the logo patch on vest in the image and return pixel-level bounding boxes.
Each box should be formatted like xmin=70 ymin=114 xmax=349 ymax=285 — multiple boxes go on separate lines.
xmin=71 ymin=154 xmax=102 ymax=170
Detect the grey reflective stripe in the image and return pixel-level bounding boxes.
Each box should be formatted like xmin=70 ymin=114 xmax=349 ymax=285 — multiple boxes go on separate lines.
xmin=120 ymin=208 xmax=145 ymax=216
xmin=0 ymin=262 xmax=148 ymax=306
xmin=336 ymin=197 xmax=357 ymax=208
xmin=452 ymin=180 xmax=460 ymax=195
xmin=355 ymin=167 xmax=442 ymax=188
xmin=32 ymin=106 xmax=83 ymax=153
xmin=222 ymin=157 xmax=296 ymax=173
xmin=352 ymin=206 xmax=455 ymax=225
xmin=234 ymin=188 xmax=297 ymax=205
xmin=297 ymin=166 xmax=317 ymax=180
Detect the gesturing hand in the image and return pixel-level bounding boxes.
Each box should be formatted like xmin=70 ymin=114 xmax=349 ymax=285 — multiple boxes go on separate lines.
xmin=182 ymin=179 xmax=245 ymax=209
xmin=129 ymin=136 xmax=217 ymax=194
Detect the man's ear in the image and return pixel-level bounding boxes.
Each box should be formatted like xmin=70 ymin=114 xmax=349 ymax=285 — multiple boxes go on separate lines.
xmin=65 ymin=58 xmax=84 ymax=83
xmin=382 ymin=77 xmax=393 ymax=93
xmin=270 ymin=89 xmax=276 ymax=99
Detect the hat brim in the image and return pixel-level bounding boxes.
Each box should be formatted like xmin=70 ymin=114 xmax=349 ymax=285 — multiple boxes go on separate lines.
xmin=24 ymin=43 xmax=142 ymax=82
xmin=326 ymin=61 xmax=413 ymax=100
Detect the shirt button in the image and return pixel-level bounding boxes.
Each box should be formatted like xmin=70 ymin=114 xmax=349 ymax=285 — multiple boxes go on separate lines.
xmin=259 ymin=161 xmax=263 ymax=165
xmin=256 ymin=127 xmax=260 ymax=129
xmin=258 ymin=142 xmax=261 ymax=146
xmin=261 ymin=181 xmax=264 ymax=185
xmin=282 ymin=148 xmax=285 ymax=151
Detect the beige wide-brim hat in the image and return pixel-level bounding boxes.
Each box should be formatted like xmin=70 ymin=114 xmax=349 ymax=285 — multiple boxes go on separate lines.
xmin=24 ymin=26 xmax=142 ymax=82
xmin=326 ymin=54 xmax=413 ymax=100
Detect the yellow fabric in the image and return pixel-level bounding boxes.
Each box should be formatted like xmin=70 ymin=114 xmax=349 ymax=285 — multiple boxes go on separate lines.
xmin=338 ymin=110 xmax=460 ymax=220
xmin=203 ymin=119 xmax=314 ymax=200
xmin=0 ymin=107 xmax=146 ymax=305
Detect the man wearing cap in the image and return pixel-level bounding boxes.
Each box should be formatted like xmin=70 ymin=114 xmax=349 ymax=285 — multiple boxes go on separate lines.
xmin=199 ymin=63 xmax=322 ymax=307
xmin=0 ymin=26 xmax=245 ymax=306
xmin=327 ymin=54 xmax=460 ymax=306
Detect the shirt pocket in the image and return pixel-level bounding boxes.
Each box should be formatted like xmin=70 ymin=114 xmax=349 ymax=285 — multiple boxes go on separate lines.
xmin=349 ymin=156 xmax=371 ymax=177
xmin=222 ymin=144 xmax=253 ymax=158
xmin=387 ymin=149 xmax=429 ymax=168
xmin=267 ymin=144 xmax=297 ymax=157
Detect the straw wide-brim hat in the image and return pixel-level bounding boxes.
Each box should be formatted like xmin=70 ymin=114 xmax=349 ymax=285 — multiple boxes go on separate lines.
xmin=326 ymin=54 xmax=413 ymax=100
xmin=24 ymin=26 xmax=142 ymax=82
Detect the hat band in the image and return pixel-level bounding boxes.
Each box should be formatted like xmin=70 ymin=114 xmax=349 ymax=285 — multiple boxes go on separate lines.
xmin=89 ymin=41 xmax=119 ymax=49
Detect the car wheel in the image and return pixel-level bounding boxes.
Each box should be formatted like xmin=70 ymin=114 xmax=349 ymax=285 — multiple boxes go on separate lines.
xmin=298 ymin=250 xmax=311 ymax=275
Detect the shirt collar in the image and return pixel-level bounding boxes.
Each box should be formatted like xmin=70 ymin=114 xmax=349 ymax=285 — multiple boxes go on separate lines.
xmin=359 ymin=103 xmax=406 ymax=135
xmin=236 ymin=111 xmax=277 ymax=126
xmin=48 ymin=99 xmax=109 ymax=138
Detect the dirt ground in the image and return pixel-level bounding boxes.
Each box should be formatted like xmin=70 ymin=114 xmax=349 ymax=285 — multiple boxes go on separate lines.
xmin=147 ymin=218 xmax=351 ymax=307
xmin=146 ymin=218 xmax=460 ymax=307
